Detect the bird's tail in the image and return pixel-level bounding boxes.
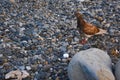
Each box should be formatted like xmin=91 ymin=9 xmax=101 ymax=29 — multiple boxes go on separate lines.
xmin=95 ymin=28 xmax=108 ymax=35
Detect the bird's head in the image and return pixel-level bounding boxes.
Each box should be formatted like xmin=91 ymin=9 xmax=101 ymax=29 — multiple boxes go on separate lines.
xmin=74 ymin=11 xmax=85 ymax=28
xmin=74 ymin=11 xmax=83 ymax=18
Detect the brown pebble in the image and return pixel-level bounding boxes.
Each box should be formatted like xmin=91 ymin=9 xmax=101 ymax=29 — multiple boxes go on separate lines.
xmin=55 ymin=77 xmax=60 ymax=80
xmin=9 ymin=0 xmax=15 ymax=3
xmin=0 ymin=58 xmax=8 ymax=66
xmin=94 ymin=16 xmax=103 ymax=22
xmin=111 ymin=48 xmax=119 ymax=57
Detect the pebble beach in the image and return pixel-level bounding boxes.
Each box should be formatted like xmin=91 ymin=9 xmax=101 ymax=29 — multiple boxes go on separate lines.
xmin=0 ymin=0 xmax=120 ymax=80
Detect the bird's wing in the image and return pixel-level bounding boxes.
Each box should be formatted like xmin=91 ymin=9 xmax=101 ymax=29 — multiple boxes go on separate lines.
xmin=83 ymin=23 xmax=99 ymax=35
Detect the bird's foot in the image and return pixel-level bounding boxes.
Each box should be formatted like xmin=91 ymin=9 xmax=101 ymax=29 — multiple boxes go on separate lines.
xmin=79 ymin=39 xmax=88 ymax=45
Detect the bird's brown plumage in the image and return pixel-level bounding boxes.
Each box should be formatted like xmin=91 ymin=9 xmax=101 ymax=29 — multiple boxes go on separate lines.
xmin=75 ymin=12 xmax=100 ymax=35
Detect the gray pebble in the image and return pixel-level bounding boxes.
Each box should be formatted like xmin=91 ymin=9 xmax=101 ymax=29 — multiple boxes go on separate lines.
xmin=68 ymin=48 xmax=115 ymax=80
xmin=115 ymin=59 xmax=120 ymax=80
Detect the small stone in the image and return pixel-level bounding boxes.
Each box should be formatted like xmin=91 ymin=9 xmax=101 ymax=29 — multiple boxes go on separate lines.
xmin=105 ymin=23 xmax=111 ymax=27
xmin=63 ymin=53 xmax=69 ymax=58
xmin=0 ymin=58 xmax=7 ymax=66
xmin=94 ymin=16 xmax=103 ymax=22
xmin=9 ymin=0 xmax=15 ymax=3
xmin=58 ymin=58 xmax=61 ymax=61
xmin=26 ymin=66 xmax=31 ymax=71
xmin=55 ymin=77 xmax=60 ymax=80
xmin=62 ymin=58 xmax=68 ymax=62
xmin=18 ymin=66 xmax=25 ymax=70
xmin=19 ymin=22 xmax=23 ymax=26
xmin=74 ymin=37 xmax=79 ymax=42
xmin=37 ymin=36 xmax=44 ymax=41
xmin=77 ymin=0 xmax=85 ymax=2
xmin=0 ymin=54 xmax=3 ymax=57
xmin=111 ymin=49 xmax=119 ymax=57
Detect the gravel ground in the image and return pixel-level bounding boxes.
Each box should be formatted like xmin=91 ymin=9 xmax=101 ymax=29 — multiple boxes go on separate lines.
xmin=0 ymin=0 xmax=120 ymax=80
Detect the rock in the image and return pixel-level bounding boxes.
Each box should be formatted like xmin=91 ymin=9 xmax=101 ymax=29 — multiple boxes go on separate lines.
xmin=115 ymin=59 xmax=120 ymax=80
xmin=68 ymin=48 xmax=115 ymax=80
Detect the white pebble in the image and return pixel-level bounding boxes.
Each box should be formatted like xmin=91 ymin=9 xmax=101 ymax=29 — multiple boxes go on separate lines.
xmin=63 ymin=53 xmax=69 ymax=58
xmin=0 ymin=54 xmax=3 ymax=57
xmin=26 ymin=66 xmax=31 ymax=70
xmin=77 ymin=0 xmax=84 ymax=2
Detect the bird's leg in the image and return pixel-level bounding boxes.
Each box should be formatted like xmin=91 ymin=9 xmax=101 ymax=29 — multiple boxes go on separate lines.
xmin=79 ymin=34 xmax=88 ymax=45
xmin=77 ymin=28 xmax=89 ymax=45
xmin=79 ymin=33 xmax=94 ymax=45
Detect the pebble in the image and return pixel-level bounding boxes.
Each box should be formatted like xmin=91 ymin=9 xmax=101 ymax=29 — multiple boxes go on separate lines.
xmin=63 ymin=53 xmax=69 ymax=58
xmin=77 ymin=0 xmax=85 ymax=2
xmin=26 ymin=66 xmax=31 ymax=71
xmin=9 ymin=0 xmax=15 ymax=3
xmin=0 ymin=54 xmax=3 ymax=57
xmin=0 ymin=57 xmax=7 ymax=66
xmin=19 ymin=66 xmax=25 ymax=70
xmin=68 ymin=48 xmax=115 ymax=80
